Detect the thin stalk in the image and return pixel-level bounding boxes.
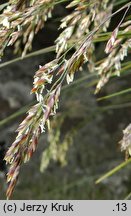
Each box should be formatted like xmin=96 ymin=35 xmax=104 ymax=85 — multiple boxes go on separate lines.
xmin=1 ymin=100 xmax=131 ymax=129
xmin=0 ymin=102 xmax=34 ymax=127
xmin=95 ymin=158 xmax=131 ymax=184
xmin=124 ymin=192 xmax=131 ymax=200
xmin=94 ymin=31 xmax=131 ymax=42
xmin=62 ymin=73 xmax=96 ymax=92
xmin=97 ymin=87 xmax=131 ymax=101
xmin=114 ymin=0 xmax=129 ymax=6
xmin=0 ymin=30 xmax=130 ymax=69
xmin=100 ymin=102 xmax=131 ymax=111
xmin=47 ymin=175 xmax=99 ymax=197
xmin=0 ymin=46 xmax=55 ymax=68
xmin=0 ymin=60 xmax=131 ymax=128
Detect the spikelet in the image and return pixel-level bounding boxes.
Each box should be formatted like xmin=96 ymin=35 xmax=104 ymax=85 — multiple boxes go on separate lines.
xmin=66 ymin=35 xmax=93 ymax=84
xmin=31 ymin=60 xmax=58 ymax=102
xmin=105 ymin=27 xmax=119 ymax=54
xmin=119 ymin=124 xmax=131 ymax=160
xmin=0 ymin=0 xmax=56 ymax=58
xmin=55 ymin=0 xmax=112 ymax=59
xmin=95 ymin=25 xmax=131 ymax=94
xmin=4 ymin=82 xmax=61 ymax=199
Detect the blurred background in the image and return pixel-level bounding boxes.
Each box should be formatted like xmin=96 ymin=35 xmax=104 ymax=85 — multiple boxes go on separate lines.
xmin=0 ymin=1 xmax=131 ymax=199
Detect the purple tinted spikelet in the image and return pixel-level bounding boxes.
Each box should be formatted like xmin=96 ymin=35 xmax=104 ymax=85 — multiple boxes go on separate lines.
xmin=4 ymin=82 xmax=61 ymax=199
xmin=105 ymin=28 xmax=119 ymax=54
